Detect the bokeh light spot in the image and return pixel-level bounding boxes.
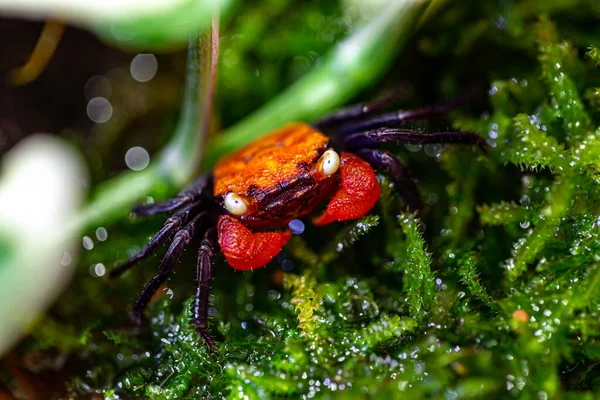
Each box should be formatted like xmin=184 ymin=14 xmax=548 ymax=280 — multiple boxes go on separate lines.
xmin=90 ymin=263 xmax=106 ymax=277
xmin=125 ymin=146 xmax=150 ymax=171
xmin=82 ymin=236 xmax=94 ymax=250
xmin=87 ymin=97 xmax=112 ymax=123
xmin=84 ymin=75 xmax=112 ymax=100
xmin=130 ymin=54 xmax=158 ymax=82
xmin=96 ymin=227 xmax=108 ymax=241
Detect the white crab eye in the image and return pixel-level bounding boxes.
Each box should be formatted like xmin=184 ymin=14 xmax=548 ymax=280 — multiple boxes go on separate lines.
xmin=320 ymin=149 xmax=340 ymax=176
xmin=224 ymin=193 xmax=248 ymax=216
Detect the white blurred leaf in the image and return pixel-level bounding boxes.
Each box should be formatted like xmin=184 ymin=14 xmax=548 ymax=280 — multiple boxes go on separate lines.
xmin=0 ymin=135 xmax=87 ymax=356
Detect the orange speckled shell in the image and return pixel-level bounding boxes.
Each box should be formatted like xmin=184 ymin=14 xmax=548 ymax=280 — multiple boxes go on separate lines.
xmin=214 ymin=123 xmax=328 ymax=198
xmin=213 ymin=123 xmax=332 ymax=229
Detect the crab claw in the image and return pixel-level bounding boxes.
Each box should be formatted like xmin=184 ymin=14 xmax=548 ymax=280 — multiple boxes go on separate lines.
xmin=313 ymin=152 xmax=380 ymax=226
xmin=218 ymin=215 xmax=292 ymax=271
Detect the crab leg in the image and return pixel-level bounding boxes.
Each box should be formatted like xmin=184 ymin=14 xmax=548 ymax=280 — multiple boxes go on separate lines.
xmin=313 ymin=92 xmax=401 ymax=128
xmin=195 ymin=228 xmax=218 ymax=349
xmin=131 ymin=212 xmax=204 ymax=324
xmin=313 ymin=152 xmax=380 ymax=226
xmin=356 ymin=149 xmax=423 ymax=212
xmin=338 ymin=101 xmax=465 ymax=135
xmin=110 ymin=204 xmax=203 ymax=278
xmin=344 ymin=127 xmax=487 ymax=151
xmin=133 ymin=174 xmax=211 ymax=216
xmin=218 ymin=215 xmax=292 ymax=270
xmin=315 ymin=91 xmax=475 ymax=133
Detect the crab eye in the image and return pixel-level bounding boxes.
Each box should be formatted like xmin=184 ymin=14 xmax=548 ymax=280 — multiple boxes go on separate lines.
xmin=319 ymin=150 xmax=340 ymax=176
xmin=224 ymin=193 xmax=249 ymax=216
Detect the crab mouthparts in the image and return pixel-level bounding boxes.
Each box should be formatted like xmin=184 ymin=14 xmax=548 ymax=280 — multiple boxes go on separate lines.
xmin=258 ymin=176 xmax=317 ymax=212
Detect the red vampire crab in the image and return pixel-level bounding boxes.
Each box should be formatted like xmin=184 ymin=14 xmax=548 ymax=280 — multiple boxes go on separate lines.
xmin=111 ymin=98 xmax=486 ymax=348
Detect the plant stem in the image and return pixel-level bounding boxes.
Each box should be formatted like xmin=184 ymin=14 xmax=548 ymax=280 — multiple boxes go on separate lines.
xmin=62 ymin=21 xmax=218 ymax=239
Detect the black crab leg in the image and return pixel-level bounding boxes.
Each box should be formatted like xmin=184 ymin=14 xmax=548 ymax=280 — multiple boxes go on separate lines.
xmin=131 ymin=212 xmax=207 ymax=325
xmin=133 ymin=174 xmax=211 ymax=216
xmin=194 ymin=228 xmax=218 ymax=349
xmin=337 ymin=100 xmax=467 ymax=135
xmin=109 ymin=200 xmax=203 ymax=278
xmin=357 ymin=149 xmax=423 ymax=212
xmin=333 ymin=90 xmax=479 ymax=135
xmin=345 ymin=127 xmax=487 ymax=151
xmin=313 ymin=92 xmax=402 ymax=129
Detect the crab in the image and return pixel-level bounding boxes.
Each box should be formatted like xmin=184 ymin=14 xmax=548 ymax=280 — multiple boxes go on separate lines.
xmin=110 ymin=97 xmax=486 ymax=348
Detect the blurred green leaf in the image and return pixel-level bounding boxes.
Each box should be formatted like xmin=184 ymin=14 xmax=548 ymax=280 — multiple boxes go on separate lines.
xmin=1 ymin=0 xmax=234 ymax=49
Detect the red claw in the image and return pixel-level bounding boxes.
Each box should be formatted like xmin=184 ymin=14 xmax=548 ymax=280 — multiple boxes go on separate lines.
xmin=218 ymin=215 xmax=291 ymax=270
xmin=313 ymin=152 xmax=380 ymax=226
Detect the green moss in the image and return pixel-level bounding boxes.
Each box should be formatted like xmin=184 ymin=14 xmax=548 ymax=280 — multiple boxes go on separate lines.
xmin=395 ymin=214 xmax=436 ymax=320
